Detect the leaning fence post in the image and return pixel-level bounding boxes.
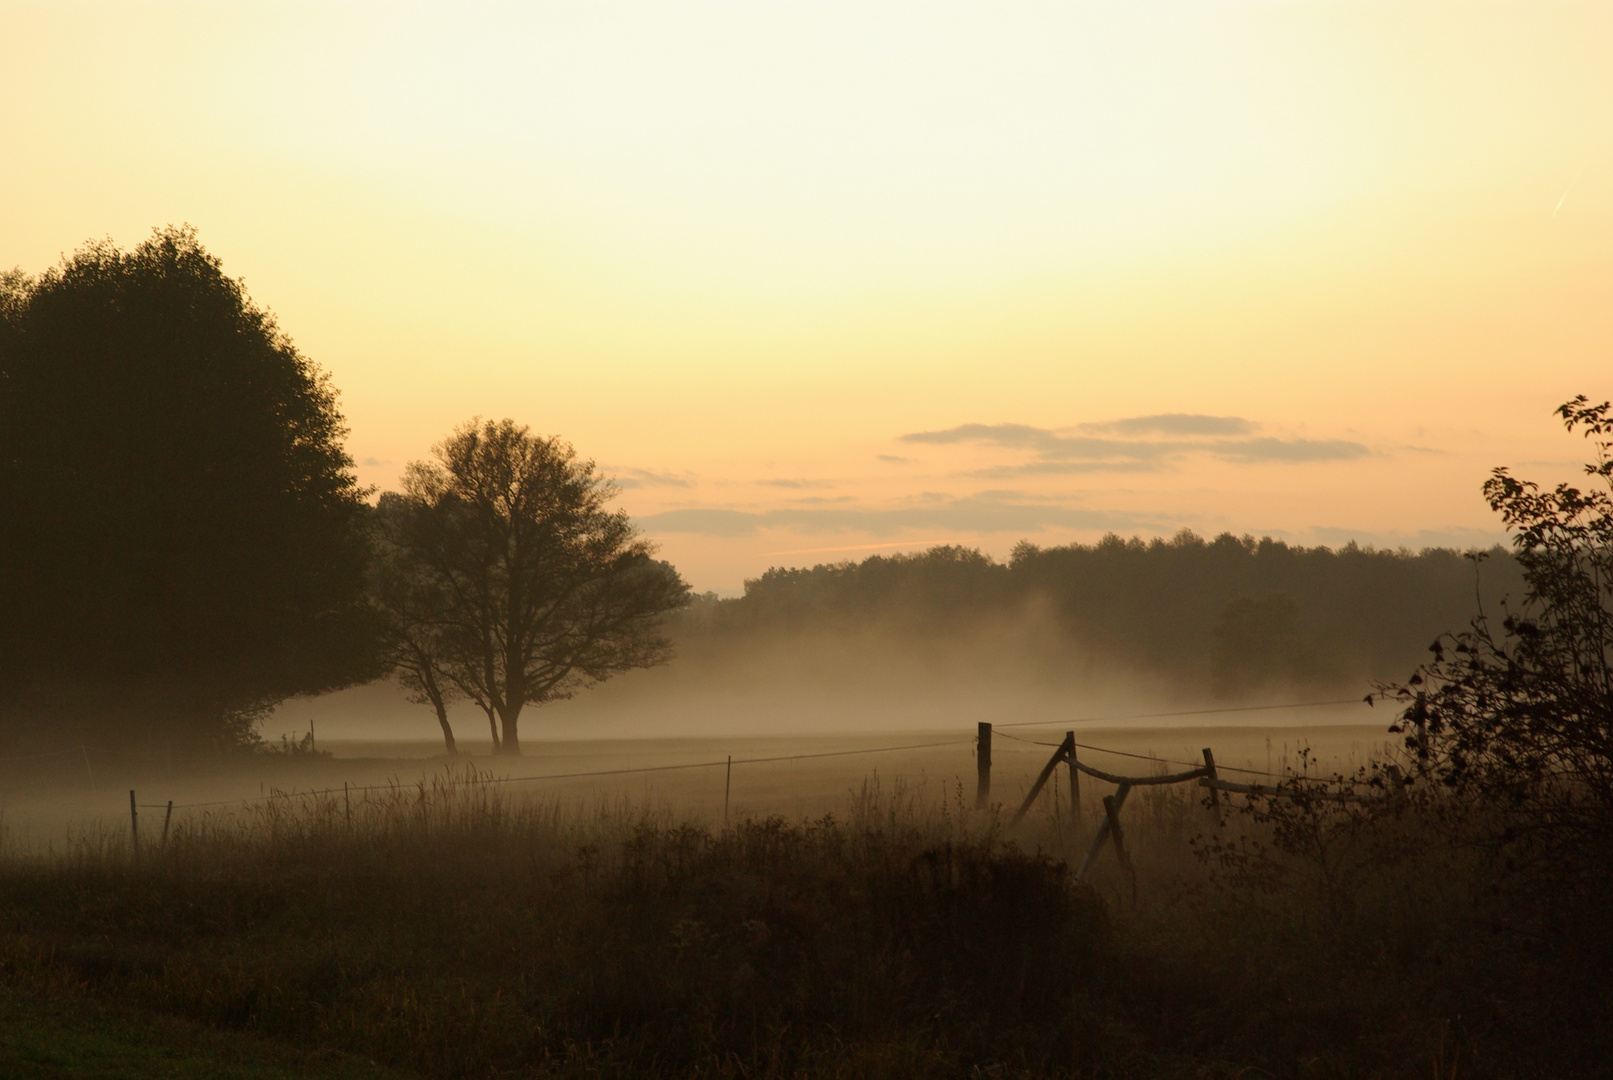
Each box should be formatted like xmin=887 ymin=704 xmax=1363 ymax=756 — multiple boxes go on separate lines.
xmin=1075 ymin=780 xmax=1132 ymax=882
xmin=1066 ymin=732 xmax=1080 ymax=823
xmin=129 ymin=790 xmax=139 ymax=858
xmin=724 ymin=755 xmax=732 ymax=825
xmin=1201 ymin=748 xmax=1220 ymax=811
xmin=1103 ymin=792 xmax=1137 ymax=904
xmin=161 ymin=800 xmax=173 ymax=848
xmin=1010 ymin=732 xmax=1074 ymax=826
xmin=976 ymin=723 xmax=992 ymax=809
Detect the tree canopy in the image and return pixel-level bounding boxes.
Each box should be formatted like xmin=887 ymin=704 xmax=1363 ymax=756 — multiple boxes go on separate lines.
xmin=0 ymin=227 xmax=380 ymax=749
xmin=379 ymin=419 xmax=689 ymax=754
xmin=672 ymin=535 xmax=1521 ymax=696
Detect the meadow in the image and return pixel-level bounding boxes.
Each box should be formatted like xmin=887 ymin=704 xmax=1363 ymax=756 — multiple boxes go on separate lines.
xmin=0 ymin=719 xmax=1601 ymax=1079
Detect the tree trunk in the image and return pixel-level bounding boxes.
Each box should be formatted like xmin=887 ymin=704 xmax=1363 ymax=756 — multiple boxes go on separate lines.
xmin=482 ymin=704 xmax=501 ymax=752
xmin=498 ymin=703 xmax=522 ymax=756
xmin=433 ymin=700 xmax=457 ymax=755
xmin=421 ymin=664 xmax=457 ymax=756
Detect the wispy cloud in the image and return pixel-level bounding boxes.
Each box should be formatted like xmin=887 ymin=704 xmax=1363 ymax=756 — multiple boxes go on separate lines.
xmin=610 ymin=466 xmax=696 ymax=490
xmin=1078 ymin=413 xmax=1256 ymax=437
xmin=900 ymin=417 xmax=1369 ymax=470
xmin=358 ymin=456 xmax=392 ymax=468
xmin=1213 ymin=437 xmax=1370 ymax=464
xmin=637 ymin=492 xmax=1179 ymax=538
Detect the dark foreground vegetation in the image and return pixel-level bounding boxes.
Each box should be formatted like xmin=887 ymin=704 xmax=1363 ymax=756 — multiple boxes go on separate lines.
xmin=0 ymin=769 xmax=1604 ymax=1080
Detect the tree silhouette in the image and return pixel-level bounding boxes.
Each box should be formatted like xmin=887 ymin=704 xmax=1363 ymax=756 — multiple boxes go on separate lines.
xmin=1379 ymin=395 xmax=1613 ymax=875
xmin=0 ymin=227 xmax=381 ymax=749
xmin=387 ymin=419 xmax=688 ymax=755
xmin=371 ymin=494 xmax=462 ymax=755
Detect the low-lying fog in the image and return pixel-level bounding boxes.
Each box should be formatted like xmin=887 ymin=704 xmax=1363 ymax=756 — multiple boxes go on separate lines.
xmin=268 ymin=607 xmax=1377 ymax=746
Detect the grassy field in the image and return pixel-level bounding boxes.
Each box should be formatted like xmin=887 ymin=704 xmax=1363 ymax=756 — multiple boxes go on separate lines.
xmin=0 ymin=992 xmax=412 ymax=1080
xmin=0 ymin=720 xmax=1392 ymax=852
xmin=0 ymin=725 xmax=1602 ymax=1078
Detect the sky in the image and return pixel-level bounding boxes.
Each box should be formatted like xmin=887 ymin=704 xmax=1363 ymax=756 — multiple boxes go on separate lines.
xmin=4 ymin=1 xmax=1611 ymax=592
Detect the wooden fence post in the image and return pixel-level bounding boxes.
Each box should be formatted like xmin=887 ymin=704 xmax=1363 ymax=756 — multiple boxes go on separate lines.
xmin=128 ymin=790 xmax=139 ymax=858
xmin=976 ymin=723 xmax=992 ymax=809
xmin=724 ymin=755 xmax=732 ymax=824
xmin=1075 ymin=781 xmax=1132 ymax=882
xmin=1010 ymin=733 xmax=1074 ymax=826
xmin=1384 ymin=763 xmax=1407 ymax=802
xmin=1066 ymin=733 xmax=1080 ymax=823
xmin=161 ymin=801 xmax=173 ymax=848
xmin=1103 ymin=792 xmax=1137 ymax=904
xmin=1201 ymin=748 xmax=1220 ymax=811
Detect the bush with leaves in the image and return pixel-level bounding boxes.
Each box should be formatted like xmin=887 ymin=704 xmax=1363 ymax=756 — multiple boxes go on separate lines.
xmin=1376 ymin=395 xmax=1613 ymax=881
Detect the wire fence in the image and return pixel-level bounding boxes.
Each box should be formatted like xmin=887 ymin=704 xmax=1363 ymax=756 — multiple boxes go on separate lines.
xmin=93 ymin=696 xmax=1382 ymax=816
xmin=132 ymin=737 xmax=978 ymax=812
xmin=53 ymin=695 xmax=1408 ymax=906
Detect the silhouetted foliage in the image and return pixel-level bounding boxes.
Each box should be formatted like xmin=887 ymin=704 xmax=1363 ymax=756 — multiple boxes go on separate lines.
xmin=0 ymin=227 xmax=381 ymax=749
xmin=678 ymin=535 xmax=1520 ymax=696
xmin=369 ymin=495 xmax=462 ymax=755
xmin=382 ymin=419 xmax=690 ymax=754
xmin=1379 ymin=395 xmax=1613 ymax=880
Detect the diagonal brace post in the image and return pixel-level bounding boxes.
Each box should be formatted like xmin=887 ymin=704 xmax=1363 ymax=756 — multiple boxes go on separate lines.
xmin=1075 ymin=780 xmax=1133 ymax=882
xmin=1010 ymin=732 xmax=1075 ymax=826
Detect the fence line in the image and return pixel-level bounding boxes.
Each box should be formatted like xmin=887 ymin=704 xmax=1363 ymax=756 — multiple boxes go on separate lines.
xmin=134 ymin=737 xmax=976 ymax=812
xmin=59 ymin=704 xmax=1399 ymax=894
xmin=974 ymin=723 xmax=1407 ymax=891
xmin=989 ymin=726 xmax=1370 ymax=782
xmin=992 ymin=697 xmax=1368 ymax=730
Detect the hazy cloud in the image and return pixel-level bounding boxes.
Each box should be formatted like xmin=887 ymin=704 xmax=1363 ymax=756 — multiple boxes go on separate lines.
xmin=611 ymin=466 xmax=696 ymax=490
xmin=1212 ymin=437 xmax=1370 ymax=463
xmin=876 ymin=454 xmax=913 ymax=464
xmin=1078 ymin=413 xmax=1256 ymax=437
xmin=638 ymin=493 xmax=1178 ymax=537
xmin=358 ymin=456 xmax=392 ymax=468
xmin=758 ymin=478 xmax=833 ymax=489
xmin=970 ymin=459 xmax=1161 ymax=478
xmin=900 ymin=419 xmax=1368 ymax=468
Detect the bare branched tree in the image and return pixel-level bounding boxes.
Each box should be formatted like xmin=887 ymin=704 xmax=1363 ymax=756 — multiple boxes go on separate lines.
xmin=371 ymin=496 xmax=462 ymax=754
xmin=385 ymin=419 xmax=688 ymax=754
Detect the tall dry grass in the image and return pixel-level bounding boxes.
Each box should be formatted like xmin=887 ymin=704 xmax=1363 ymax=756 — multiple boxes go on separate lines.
xmin=0 ymin=763 xmax=1604 ymax=1078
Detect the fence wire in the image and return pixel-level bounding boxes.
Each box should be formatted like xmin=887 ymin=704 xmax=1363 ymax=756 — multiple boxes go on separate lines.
xmin=46 ymin=695 xmax=1382 ymax=814
xmin=137 ymin=737 xmax=976 ymax=811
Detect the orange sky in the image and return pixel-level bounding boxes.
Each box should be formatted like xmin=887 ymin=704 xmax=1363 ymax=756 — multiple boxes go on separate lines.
xmin=4 ymin=1 xmax=1611 ymax=591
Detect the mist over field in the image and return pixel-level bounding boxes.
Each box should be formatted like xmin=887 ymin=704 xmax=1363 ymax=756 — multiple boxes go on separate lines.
xmin=275 ymin=535 xmax=1521 ymax=746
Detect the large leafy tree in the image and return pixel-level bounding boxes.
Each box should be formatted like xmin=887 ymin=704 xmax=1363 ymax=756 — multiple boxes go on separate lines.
xmin=386 ymin=419 xmax=689 ymax=755
xmin=0 ymin=227 xmax=380 ymax=748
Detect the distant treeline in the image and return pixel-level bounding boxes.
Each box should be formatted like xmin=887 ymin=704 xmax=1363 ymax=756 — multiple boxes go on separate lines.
xmin=676 ymin=533 xmax=1524 ymax=697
